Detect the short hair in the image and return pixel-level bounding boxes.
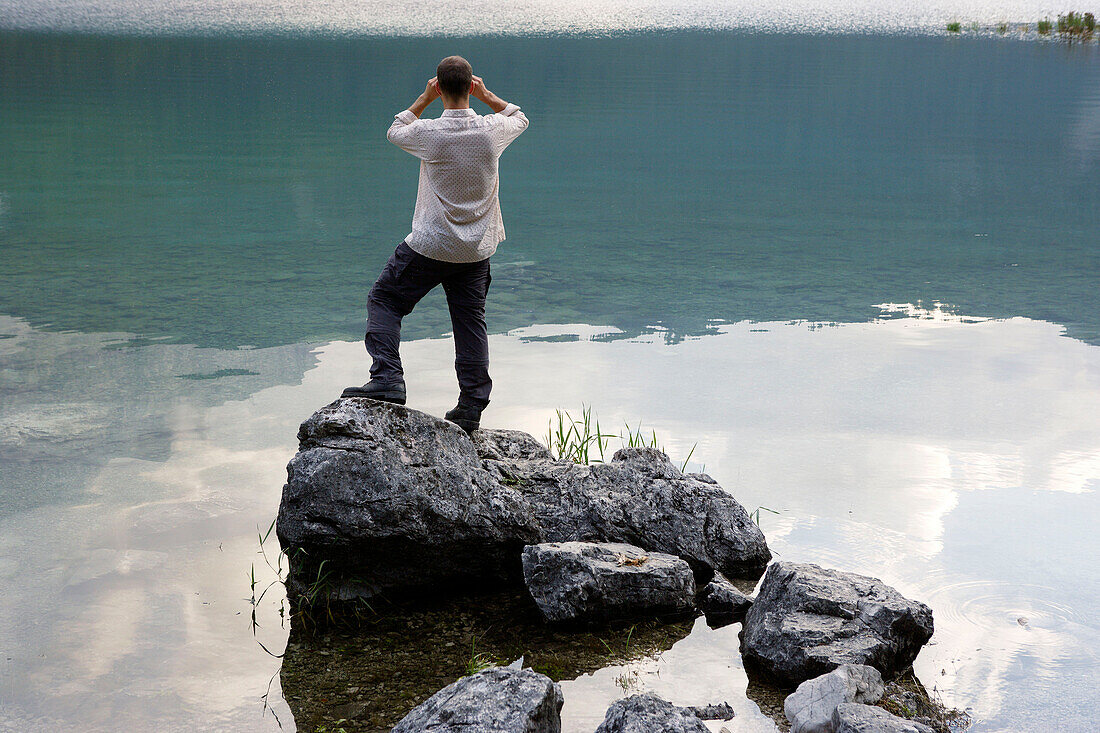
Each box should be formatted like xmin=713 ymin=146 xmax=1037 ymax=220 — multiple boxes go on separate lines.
xmin=436 ymin=56 xmax=473 ymax=99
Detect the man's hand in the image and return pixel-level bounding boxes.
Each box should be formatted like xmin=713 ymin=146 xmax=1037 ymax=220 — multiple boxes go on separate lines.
xmin=424 ymin=76 xmax=440 ymax=102
xmin=469 ymin=75 xmax=508 ymax=114
xmin=470 ymin=75 xmax=489 ymax=102
xmin=408 ymin=77 xmax=440 ymax=118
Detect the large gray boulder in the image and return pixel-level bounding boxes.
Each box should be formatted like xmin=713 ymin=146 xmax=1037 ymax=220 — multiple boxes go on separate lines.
xmin=784 ymin=664 xmax=885 ymax=733
xmin=740 ymin=562 xmax=934 ymax=686
xmin=277 ymin=399 xmax=770 ymax=602
xmin=594 ymin=694 xmax=710 ymax=733
xmin=831 ymin=703 xmax=935 ymax=733
xmin=521 ymin=542 xmax=696 ymax=624
xmin=391 ymin=667 xmax=563 ymax=733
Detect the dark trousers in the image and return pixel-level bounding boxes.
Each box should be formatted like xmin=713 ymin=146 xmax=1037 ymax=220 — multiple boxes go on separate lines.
xmin=365 ymin=240 xmax=492 ymax=408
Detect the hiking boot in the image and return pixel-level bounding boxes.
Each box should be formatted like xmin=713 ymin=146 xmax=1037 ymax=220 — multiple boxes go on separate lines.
xmin=341 ymin=379 xmax=406 ymax=404
xmin=444 ymin=401 xmax=483 ymax=433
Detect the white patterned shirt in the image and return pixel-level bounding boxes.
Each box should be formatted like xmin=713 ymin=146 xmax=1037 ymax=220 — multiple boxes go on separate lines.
xmin=387 ymin=103 xmax=529 ymax=263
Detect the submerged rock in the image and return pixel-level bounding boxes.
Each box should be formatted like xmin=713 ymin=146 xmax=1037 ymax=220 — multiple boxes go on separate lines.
xmin=595 ymin=694 xmax=711 ymax=733
xmin=391 ymin=666 xmax=563 ymax=733
xmin=784 ymin=664 xmax=886 ymax=733
xmin=740 ymin=562 xmax=934 ymax=686
xmin=832 ymin=703 xmax=935 ymax=733
xmin=521 ymin=541 xmax=696 ymax=624
xmin=276 ymin=399 xmax=770 ymax=602
xmin=698 ymin=572 xmax=754 ymax=628
xmin=684 ymin=701 xmax=736 ymax=720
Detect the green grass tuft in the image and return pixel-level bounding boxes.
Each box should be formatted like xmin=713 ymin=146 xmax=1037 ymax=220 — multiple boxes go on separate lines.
xmin=751 ymin=506 xmax=781 ymax=527
xmin=547 ymin=406 xmax=700 ymax=473
xmin=464 ymin=637 xmax=500 ymax=676
xmin=546 ymin=405 xmax=614 ymax=464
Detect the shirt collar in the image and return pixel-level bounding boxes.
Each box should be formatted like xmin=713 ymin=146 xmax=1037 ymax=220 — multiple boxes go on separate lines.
xmin=440 ymin=108 xmax=476 ymax=117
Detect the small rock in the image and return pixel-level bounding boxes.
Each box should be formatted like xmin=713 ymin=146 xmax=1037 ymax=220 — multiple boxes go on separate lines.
xmin=474 ymin=428 xmax=555 ymax=462
xmin=740 ymin=562 xmax=934 ymax=686
xmin=832 ymin=703 xmax=935 ymax=733
xmin=698 ymin=573 xmax=753 ymax=628
xmin=684 ymin=701 xmax=736 ymax=720
xmin=595 ymin=694 xmax=710 ymax=732
xmin=330 ymin=701 xmax=368 ymax=719
xmin=784 ymin=664 xmax=885 ymax=733
xmin=522 ymin=542 xmax=696 ymax=624
xmin=392 ymin=667 xmax=563 ymax=733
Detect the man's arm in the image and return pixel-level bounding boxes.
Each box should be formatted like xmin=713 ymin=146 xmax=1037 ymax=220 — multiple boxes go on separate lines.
xmin=471 ymin=75 xmax=529 ymax=155
xmin=386 ymin=77 xmax=441 ymax=157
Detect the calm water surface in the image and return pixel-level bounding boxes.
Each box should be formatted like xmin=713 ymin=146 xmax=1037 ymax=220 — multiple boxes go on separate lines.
xmin=0 ymin=24 xmax=1098 ymax=733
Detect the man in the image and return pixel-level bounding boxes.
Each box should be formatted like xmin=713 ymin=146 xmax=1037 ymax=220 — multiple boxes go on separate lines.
xmin=342 ymin=56 xmax=529 ymax=433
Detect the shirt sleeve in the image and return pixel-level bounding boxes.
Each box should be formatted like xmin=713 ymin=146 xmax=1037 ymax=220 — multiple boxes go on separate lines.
xmin=491 ymin=102 xmax=530 ymax=156
xmin=387 ymin=109 xmax=426 ymax=159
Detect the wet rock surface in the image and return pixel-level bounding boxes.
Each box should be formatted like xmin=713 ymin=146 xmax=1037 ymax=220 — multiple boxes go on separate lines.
xmin=740 ymin=562 xmax=934 ymax=686
xmin=277 ymin=399 xmax=770 ymax=602
xmin=698 ymin=572 xmax=754 ymax=628
xmin=784 ymin=664 xmax=886 ymax=733
xmin=391 ymin=666 xmax=563 ymax=733
xmin=522 ymin=541 xmax=696 ymax=624
xmin=594 ymin=693 xmax=711 ymax=732
xmin=832 ymin=703 xmax=936 ymax=733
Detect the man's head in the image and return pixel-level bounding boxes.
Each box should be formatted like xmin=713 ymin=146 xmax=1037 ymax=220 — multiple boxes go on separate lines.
xmin=436 ymin=56 xmax=473 ymax=102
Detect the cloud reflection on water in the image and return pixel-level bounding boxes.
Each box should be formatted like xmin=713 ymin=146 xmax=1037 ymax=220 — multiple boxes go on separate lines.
xmin=0 ymin=309 xmax=1098 ymax=730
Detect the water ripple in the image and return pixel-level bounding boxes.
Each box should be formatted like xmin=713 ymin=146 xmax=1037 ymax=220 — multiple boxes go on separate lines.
xmin=917 ymin=574 xmax=1094 ymax=657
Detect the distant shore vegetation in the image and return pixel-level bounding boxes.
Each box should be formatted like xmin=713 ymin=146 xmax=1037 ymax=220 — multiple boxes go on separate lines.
xmin=946 ymin=11 xmax=1096 ymax=40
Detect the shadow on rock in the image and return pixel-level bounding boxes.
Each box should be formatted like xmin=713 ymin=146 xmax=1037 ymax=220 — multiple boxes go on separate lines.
xmin=280 ymin=588 xmax=696 ymax=732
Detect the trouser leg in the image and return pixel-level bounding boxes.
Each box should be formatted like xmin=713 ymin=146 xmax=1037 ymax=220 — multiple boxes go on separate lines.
xmin=364 ymin=241 xmax=441 ymax=384
xmin=442 ymin=258 xmax=492 ymax=408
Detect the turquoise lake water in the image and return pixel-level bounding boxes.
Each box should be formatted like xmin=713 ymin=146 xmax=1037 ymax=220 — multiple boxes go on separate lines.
xmin=1 ymin=20 xmax=1099 ymax=733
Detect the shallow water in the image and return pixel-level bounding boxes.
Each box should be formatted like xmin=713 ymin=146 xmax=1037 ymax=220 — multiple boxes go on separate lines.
xmin=2 ymin=313 xmax=1099 ymax=731
xmin=1 ymin=23 xmax=1099 ymax=733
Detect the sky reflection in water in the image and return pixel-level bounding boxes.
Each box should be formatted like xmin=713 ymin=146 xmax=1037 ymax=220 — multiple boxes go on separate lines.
xmin=1 ymin=310 xmax=1098 ymax=731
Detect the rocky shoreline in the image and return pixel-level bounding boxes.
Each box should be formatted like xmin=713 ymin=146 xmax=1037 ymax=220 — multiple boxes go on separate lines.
xmin=276 ymin=398 xmax=965 ymax=732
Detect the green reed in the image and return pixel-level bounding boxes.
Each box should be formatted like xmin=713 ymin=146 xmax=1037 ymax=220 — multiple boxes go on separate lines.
xmin=547 ymin=406 xmax=700 ymax=473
